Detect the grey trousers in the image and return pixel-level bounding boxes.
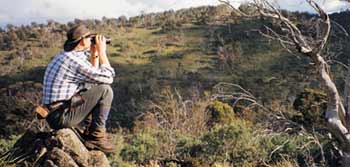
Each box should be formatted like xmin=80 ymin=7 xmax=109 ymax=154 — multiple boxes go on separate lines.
xmin=46 ymin=84 xmax=113 ymax=130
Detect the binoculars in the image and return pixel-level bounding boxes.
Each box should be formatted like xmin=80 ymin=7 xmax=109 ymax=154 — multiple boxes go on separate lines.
xmin=90 ymin=35 xmax=111 ymax=45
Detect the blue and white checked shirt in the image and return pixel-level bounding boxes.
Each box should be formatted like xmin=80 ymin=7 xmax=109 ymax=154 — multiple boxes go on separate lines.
xmin=42 ymin=50 xmax=115 ymax=104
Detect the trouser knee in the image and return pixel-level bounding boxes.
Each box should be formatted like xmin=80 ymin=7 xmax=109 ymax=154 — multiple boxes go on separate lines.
xmin=96 ymin=84 xmax=113 ymax=106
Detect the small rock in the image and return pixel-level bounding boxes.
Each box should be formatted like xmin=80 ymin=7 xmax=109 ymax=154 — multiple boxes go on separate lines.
xmin=46 ymin=147 xmax=79 ymax=167
xmin=56 ymin=129 xmax=90 ymax=165
xmin=89 ymin=150 xmax=110 ymax=167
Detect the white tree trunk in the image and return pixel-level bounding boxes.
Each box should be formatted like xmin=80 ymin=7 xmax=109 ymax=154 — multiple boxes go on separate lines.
xmin=316 ymin=55 xmax=350 ymax=144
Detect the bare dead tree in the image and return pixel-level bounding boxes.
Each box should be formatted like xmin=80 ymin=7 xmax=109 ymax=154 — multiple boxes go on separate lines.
xmin=220 ymin=0 xmax=350 ymax=164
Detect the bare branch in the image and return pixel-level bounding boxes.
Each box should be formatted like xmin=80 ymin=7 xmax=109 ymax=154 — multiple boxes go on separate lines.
xmin=331 ymin=20 xmax=349 ymax=37
xmin=212 ymin=82 xmax=271 ymax=112
xmin=213 ymin=82 xmax=255 ymax=97
xmin=306 ymin=0 xmax=331 ymax=55
xmin=258 ymin=26 xmax=295 ymax=53
xmin=253 ymin=0 xmax=313 ymax=54
xmin=327 ymin=60 xmax=349 ymax=70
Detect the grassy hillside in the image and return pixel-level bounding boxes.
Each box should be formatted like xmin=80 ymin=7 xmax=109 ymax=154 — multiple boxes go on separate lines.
xmin=1 ymin=5 xmax=350 ymax=167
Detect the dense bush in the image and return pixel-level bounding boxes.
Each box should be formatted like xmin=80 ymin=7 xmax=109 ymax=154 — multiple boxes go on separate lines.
xmin=293 ymin=88 xmax=327 ymax=125
xmin=108 ymin=131 xmax=132 ymax=167
xmin=259 ymin=132 xmax=333 ymax=166
xmin=197 ymin=119 xmax=264 ymax=166
xmin=120 ymin=132 xmax=160 ymax=164
xmin=206 ymin=100 xmax=235 ymax=126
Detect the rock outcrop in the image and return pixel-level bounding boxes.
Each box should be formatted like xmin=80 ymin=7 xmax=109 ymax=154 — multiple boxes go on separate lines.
xmin=2 ymin=128 xmax=110 ymax=167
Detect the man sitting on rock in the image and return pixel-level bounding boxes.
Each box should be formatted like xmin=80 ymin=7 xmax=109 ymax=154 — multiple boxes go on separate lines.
xmin=42 ymin=25 xmax=115 ymax=153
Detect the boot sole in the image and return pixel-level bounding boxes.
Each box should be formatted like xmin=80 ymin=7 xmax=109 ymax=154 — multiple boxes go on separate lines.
xmin=84 ymin=142 xmax=115 ymax=154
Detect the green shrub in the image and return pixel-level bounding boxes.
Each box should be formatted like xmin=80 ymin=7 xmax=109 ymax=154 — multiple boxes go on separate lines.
xmin=176 ymin=136 xmax=202 ymax=159
xmin=108 ymin=131 xmax=132 ymax=167
xmin=197 ymin=119 xmax=265 ymax=166
xmin=120 ymin=132 xmax=160 ymax=164
xmin=260 ymin=133 xmax=322 ymax=165
xmin=165 ymin=161 xmax=181 ymax=167
xmin=293 ymin=88 xmax=327 ymax=125
xmin=206 ymin=101 xmax=235 ymax=126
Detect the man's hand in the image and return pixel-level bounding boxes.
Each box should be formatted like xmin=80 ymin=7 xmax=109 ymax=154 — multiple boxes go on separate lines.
xmin=94 ymin=35 xmax=107 ymax=56
xmin=90 ymin=34 xmax=110 ymax=67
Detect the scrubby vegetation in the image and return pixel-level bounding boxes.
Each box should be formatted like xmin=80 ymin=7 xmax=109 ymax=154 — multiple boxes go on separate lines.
xmin=1 ymin=4 xmax=350 ymax=167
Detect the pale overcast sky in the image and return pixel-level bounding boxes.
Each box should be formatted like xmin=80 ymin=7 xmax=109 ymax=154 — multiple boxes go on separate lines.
xmin=0 ymin=0 xmax=349 ymax=27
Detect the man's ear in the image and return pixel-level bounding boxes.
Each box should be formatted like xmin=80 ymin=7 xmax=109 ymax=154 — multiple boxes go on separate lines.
xmin=80 ymin=39 xmax=87 ymax=47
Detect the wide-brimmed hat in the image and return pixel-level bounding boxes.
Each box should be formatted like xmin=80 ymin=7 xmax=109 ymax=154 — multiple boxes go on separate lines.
xmin=63 ymin=25 xmax=91 ymax=52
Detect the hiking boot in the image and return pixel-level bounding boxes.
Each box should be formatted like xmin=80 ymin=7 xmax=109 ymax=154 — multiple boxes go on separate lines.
xmin=84 ymin=127 xmax=116 ymax=154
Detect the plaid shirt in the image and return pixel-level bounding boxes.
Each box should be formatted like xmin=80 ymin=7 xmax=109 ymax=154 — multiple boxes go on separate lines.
xmin=42 ymin=50 xmax=115 ymax=104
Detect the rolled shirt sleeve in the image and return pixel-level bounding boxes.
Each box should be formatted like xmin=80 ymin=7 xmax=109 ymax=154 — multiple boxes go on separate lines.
xmin=67 ymin=53 xmax=115 ymax=84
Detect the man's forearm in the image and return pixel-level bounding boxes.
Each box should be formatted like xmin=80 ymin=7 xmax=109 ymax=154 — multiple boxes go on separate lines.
xmin=90 ymin=54 xmax=99 ymax=67
xmin=99 ymin=53 xmax=111 ymax=67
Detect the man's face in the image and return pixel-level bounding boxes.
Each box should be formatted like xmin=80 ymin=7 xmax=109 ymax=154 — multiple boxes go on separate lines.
xmin=82 ymin=36 xmax=92 ymax=50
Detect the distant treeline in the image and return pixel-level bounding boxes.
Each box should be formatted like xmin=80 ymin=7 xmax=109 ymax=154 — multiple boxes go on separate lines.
xmin=1 ymin=4 xmax=350 ymax=51
xmin=0 ymin=4 xmax=350 ymax=79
